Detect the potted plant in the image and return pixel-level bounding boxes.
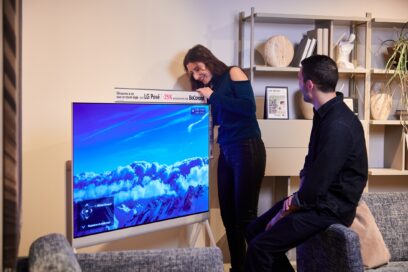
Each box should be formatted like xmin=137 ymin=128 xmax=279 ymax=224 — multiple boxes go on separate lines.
xmin=382 ymin=22 xmax=408 ymax=139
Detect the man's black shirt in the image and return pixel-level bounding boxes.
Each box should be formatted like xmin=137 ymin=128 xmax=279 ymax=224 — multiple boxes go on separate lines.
xmin=294 ymin=92 xmax=368 ymax=226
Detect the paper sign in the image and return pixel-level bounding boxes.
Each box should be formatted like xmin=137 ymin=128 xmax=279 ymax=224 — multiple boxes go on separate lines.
xmin=114 ymin=87 xmax=205 ymax=104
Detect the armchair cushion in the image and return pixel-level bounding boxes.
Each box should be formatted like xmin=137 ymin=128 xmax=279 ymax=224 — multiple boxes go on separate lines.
xmin=350 ymin=200 xmax=390 ymax=268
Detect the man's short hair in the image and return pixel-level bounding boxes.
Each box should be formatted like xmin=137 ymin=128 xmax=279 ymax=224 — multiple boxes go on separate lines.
xmin=301 ymin=55 xmax=339 ymax=93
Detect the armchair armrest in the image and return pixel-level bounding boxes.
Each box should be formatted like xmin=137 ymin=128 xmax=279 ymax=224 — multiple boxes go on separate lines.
xmin=29 ymin=233 xmax=81 ymax=272
xmin=297 ymin=224 xmax=363 ymax=272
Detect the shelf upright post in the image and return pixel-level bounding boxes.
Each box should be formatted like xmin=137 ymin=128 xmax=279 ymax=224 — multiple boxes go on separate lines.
xmin=365 ymin=13 xmax=372 ymax=180
xmin=364 ymin=13 xmax=372 ymax=187
xmin=238 ymin=11 xmax=244 ymax=68
xmin=365 ymin=13 xmax=372 ymax=123
xmin=350 ymin=23 xmax=357 ymax=70
xmin=349 ymin=22 xmax=357 ymax=100
xmin=250 ymin=7 xmax=255 ymax=83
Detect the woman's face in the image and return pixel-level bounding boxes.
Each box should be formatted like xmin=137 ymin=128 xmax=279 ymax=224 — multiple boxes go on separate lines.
xmin=186 ymin=62 xmax=213 ymax=86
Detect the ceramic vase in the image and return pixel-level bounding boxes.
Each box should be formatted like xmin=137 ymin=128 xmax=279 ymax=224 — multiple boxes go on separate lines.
xmin=370 ymin=93 xmax=392 ymax=120
xmin=296 ymin=90 xmax=314 ymax=119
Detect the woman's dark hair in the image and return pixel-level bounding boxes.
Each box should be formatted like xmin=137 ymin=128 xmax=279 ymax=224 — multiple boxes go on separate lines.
xmin=183 ymin=44 xmax=228 ymax=89
xmin=300 ymin=55 xmax=339 ymax=93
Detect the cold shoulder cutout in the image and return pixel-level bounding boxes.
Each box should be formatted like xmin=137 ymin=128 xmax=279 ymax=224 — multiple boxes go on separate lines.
xmin=229 ymin=66 xmax=248 ymax=81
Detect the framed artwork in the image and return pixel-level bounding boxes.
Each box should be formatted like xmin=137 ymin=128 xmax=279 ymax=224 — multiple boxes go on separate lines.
xmin=343 ymin=97 xmax=358 ymax=115
xmin=264 ymin=86 xmax=289 ymax=119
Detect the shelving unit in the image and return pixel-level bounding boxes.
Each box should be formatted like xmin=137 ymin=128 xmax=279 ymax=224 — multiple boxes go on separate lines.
xmin=369 ymin=17 xmax=408 ymax=177
xmin=238 ymin=8 xmax=408 ymax=187
xmin=238 ymin=8 xmax=370 ymax=76
xmin=239 ymin=7 xmax=370 ymax=120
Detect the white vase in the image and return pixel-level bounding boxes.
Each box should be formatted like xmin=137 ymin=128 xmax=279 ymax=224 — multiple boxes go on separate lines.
xmin=370 ymin=93 xmax=392 ymax=120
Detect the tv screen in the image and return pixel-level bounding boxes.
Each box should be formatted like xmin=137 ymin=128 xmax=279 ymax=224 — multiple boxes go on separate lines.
xmin=71 ymin=102 xmax=210 ymax=247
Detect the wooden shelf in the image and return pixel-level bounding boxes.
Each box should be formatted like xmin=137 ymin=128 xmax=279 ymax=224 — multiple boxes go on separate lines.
xmin=242 ymin=12 xmax=368 ymax=25
xmin=372 ymin=18 xmax=407 ymax=27
xmin=244 ymin=65 xmax=368 ymax=74
xmin=371 ymin=68 xmax=397 ymax=74
xmin=338 ymin=68 xmax=368 ymax=74
xmin=369 ymin=120 xmax=404 ymax=125
xmin=252 ymin=65 xmax=299 ymax=72
xmin=369 ymin=168 xmax=408 ymax=176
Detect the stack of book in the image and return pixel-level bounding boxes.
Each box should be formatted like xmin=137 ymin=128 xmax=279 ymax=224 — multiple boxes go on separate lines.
xmin=291 ymin=28 xmax=329 ymax=67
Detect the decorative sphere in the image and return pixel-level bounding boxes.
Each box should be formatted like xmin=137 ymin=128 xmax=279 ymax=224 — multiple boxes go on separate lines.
xmin=264 ymin=35 xmax=294 ymax=67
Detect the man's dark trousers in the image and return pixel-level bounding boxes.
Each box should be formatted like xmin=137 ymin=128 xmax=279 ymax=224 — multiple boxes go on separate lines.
xmin=245 ymin=198 xmax=341 ymax=272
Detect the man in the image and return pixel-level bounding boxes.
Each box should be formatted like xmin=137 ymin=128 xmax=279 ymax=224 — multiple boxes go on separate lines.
xmin=244 ymin=55 xmax=368 ymax=272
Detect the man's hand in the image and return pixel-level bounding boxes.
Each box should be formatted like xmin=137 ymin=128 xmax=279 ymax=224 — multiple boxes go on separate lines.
xmin=283 ymin=194 xmax=295 ymax=213
xmin=265 ymin=195 xmax=299 ymax=231
xmin=265 ymin=209 xmax=284 ymax=231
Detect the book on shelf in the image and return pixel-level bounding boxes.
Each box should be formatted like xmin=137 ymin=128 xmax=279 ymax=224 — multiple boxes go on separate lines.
xmin=291 ymin=35 xmax=311 ymax=67
xmin=306 ymin=38 xmax=317 ymax=57
xmin=307 ymin=28 xmax=323 ymax=54
xmin=322 ymin=28 xmax=329 ymax=55
xmin=307 ymin=28 xmax=329 ymax=56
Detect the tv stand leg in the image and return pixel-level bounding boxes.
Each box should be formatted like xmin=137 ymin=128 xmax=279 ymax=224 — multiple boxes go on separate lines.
xmin=204 ymin=219 xmax=216 ymax=247
xmin=189 ymin=219 xmax=216 ymax=247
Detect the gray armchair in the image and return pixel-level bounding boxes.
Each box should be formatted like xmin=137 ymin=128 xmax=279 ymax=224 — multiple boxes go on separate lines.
xmin=297 ymin=192 xmax=408 ymax=272
xmin=17 ymin=233 xmax=224 ymax=272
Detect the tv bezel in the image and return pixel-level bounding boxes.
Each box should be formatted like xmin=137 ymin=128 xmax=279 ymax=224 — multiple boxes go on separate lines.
xmin=68 ymin=102 xmax=211 ymax=248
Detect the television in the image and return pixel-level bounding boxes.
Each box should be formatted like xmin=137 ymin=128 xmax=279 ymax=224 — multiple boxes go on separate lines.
xmin=69 ymin=102 xmax=210 ymax=248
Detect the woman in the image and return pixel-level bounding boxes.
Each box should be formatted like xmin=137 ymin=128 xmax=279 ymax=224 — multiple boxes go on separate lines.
xmin=183 ymin=44 xmax=266 ymax=272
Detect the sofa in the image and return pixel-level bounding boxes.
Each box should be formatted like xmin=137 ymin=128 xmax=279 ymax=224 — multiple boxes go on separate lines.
xmin=17 ymin=233 xmax=224 ymax=272
xmin=296 ymin=192 xmax=408 ymax=272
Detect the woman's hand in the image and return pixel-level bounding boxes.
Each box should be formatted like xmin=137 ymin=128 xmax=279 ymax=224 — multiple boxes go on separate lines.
xmin=196 ymin=87 xmax=213 ymax=99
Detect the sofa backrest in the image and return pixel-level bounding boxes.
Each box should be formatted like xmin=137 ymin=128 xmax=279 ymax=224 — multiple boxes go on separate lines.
xmin=362 ymin=192 xmax=408 ymax=262
xmin=26 ymin=233 xmax=224 ymax=272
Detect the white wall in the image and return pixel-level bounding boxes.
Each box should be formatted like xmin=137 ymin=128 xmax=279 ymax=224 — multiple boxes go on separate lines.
xmin=21 ymin=0 xmax=408 ymax=256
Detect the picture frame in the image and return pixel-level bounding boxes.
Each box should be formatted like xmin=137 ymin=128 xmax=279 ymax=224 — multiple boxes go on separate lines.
xmin=343 ymin=97 xmax=358 ymax=115
xmin=264 ymin=86 xmax=289 ymax=119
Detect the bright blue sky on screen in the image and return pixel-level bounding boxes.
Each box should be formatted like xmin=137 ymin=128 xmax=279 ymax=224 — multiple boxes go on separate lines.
xmin=73 ymin=103 xmax=210 ymax=175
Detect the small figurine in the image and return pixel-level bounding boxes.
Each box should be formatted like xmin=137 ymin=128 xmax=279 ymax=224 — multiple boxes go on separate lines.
xmin=336 ymin=33 xmax=356 ymax=69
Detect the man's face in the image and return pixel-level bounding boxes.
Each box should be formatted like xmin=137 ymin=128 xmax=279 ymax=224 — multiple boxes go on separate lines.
xmin=298 ymin=68 xmax=312 ymax=104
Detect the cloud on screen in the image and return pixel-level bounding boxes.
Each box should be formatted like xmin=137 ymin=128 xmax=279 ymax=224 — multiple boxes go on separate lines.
xmin=73 ymin=157 xmax=209 ymax=203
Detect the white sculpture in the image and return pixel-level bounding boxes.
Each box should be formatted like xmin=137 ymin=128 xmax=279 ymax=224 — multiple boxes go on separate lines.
xmin=336 ymin=33 xmax=356 ymax=69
